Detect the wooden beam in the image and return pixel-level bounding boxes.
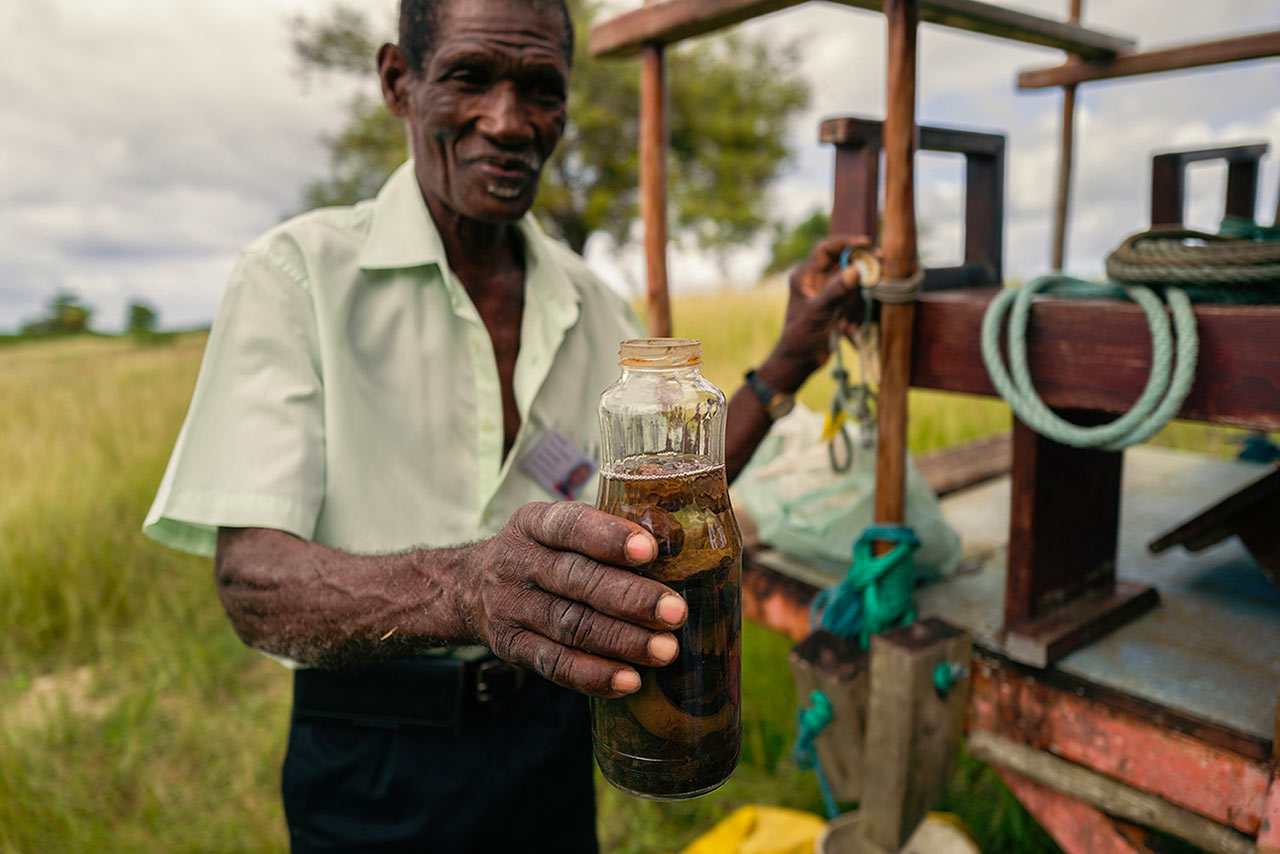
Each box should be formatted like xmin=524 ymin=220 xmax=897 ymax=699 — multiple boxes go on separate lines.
xmin=1019 ymin=29 xmax=1280 ymax=89
xmin=639 ymin=44 xmax=672 ymax=338
xmin=590 ymin=0 xmax=1133 ymax=59
xmin=909 ymin=289 xmax=1280 ymax=431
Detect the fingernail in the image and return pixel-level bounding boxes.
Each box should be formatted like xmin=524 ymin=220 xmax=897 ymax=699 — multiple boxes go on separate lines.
xmin=649 ymin=633 xmax=678 ymax=664
xmin=657 ymin=594 xmax=687 ymax=627
xmin=625 ymin=533 xmax=656 ymax=563
xmin=612 ymin=669 xmax=641 ymax=694
xmin=841 ymin=265 xmax=860 ymax=289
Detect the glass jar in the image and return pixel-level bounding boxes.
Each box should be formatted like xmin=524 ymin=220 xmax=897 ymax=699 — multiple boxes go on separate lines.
xmin=592 ymin=337 xmax=743 ymax=800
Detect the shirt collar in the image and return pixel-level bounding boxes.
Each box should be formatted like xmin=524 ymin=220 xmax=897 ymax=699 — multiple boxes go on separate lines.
xmin=357 ymin=160 xmax=575 ymax=311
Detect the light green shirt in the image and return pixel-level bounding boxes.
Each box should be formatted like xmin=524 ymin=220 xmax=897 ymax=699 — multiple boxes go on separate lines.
xmin=144 ymin=161 xmax=640 ymax=557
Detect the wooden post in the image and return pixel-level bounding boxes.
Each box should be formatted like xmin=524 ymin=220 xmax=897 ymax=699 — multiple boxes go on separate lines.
xmin=874 ymin=0 xmax=919 ymax=535
xmin=639 ymin=43 xmax=672 ymax=338
xmin=860 ymin=619 xmax=972 ymax=851
xmin=1050 ymin=0 xmax=1082 ymax=271
xmin=788 ymin=630 xmax=870 ymax=802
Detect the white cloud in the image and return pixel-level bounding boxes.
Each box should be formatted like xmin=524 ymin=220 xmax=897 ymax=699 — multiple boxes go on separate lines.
xmin=2 ymin=0 xmax=1279 ymax=328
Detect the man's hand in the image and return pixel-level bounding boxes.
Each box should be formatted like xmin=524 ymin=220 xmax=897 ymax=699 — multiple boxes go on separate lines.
xmin=463 ymin=502 xmax=688 ymax=698
xmin=757 ymin=235 xmax=874 ymax=395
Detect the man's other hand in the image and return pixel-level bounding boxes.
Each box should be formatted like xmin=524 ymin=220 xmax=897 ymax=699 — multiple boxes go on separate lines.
xmin=463 ymin=502 xmax=688 ymax=698
xmin=758 ymin=235 xmax=874 ymax=394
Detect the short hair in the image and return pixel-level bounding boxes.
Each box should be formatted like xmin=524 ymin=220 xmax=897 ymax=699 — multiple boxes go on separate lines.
xmin=399 ymin=0 xmax=575 ymax=75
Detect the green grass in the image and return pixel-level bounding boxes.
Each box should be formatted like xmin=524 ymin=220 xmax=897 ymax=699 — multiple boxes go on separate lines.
xmin=0 ymin=298 xmax=1233 ymax=852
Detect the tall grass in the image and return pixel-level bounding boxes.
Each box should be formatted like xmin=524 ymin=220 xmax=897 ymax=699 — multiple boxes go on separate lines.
xmin=0 ymin=295 xmax=1230 ymax=852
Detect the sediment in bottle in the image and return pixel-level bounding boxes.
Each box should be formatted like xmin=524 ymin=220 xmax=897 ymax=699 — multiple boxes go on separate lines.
xmin=593 ymin=454 xmax=743 ymax=800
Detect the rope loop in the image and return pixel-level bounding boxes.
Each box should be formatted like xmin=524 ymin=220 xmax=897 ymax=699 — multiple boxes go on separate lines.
xmin=980 ymin=276 xmax=1198 ymax=451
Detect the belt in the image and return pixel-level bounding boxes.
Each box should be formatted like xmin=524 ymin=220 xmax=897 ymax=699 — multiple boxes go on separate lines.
xmin=292 ymin=654 xmax=528 ymax=734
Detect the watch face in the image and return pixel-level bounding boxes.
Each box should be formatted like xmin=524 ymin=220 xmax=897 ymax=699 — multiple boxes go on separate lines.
xmin=767 ymin=394 xmax=795 ymax=420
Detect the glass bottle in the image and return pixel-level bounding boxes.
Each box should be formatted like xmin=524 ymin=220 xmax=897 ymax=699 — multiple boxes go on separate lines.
xmin=593 ymin=337 xmax=743 ymax=800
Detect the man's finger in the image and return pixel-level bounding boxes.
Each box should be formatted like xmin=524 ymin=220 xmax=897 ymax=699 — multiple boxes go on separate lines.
xmin=512 ymin=501 xmax=657 ymax=567
xmin=515 ymin=587 xmax=679 ymax=668
xmin=535 ymin=550 xmax=687 ymax=630
xmin=501 ymin=628 xmax=641 ymax=698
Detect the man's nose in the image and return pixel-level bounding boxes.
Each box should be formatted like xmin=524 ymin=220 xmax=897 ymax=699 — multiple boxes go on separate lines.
xmin=477 ymin=82 xmax=534 ymax=145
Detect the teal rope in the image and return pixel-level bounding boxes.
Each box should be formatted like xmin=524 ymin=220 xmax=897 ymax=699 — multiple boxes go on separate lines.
xmin=981 ymin=276 xmax=1198 ymax=451
xmin=793 ymin=690 xmax=840 ymax=819
xmin=810 ymin=525 xmax=920 ymax=649
xmin=792 ymin=525 xmax=920 ymax=817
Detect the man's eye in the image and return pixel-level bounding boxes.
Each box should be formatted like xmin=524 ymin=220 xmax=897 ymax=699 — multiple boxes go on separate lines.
xmin=448 ymin=68 xmax=489 ymax=87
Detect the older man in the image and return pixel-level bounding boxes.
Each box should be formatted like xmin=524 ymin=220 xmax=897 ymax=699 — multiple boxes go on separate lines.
xmin=144 ymin=0 xmax=865 ymax=849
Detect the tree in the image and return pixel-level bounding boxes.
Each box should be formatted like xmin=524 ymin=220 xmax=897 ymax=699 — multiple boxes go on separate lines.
xmin=127 ymin=301 xmax=159 ymax=337
xmin=292 ymin=1 xmax=809 ymax=255
xmin=764 ymin=210 xmax=831 ymax=276
xmin=21 ymin=292 xmax=93 ymax=336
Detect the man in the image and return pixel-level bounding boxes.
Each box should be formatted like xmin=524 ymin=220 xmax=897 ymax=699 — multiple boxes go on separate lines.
xmin=144 ymin=0 xmax=867 ymax=849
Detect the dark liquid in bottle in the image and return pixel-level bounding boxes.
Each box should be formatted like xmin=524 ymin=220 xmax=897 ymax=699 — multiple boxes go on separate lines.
xmin=594 ymin=454 xmax=742 ymax=800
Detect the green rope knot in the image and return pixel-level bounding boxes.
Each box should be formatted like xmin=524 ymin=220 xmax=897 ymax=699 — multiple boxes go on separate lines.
xmin=810 ymin=525 xmax=919 ymax=650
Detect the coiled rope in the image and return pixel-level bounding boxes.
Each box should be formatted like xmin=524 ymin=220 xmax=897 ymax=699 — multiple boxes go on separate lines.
xmin=983 ymin=221 xmax=1280 ymax=450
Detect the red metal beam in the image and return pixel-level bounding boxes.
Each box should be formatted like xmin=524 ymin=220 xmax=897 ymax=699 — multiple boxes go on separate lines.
xmin=969 ymin=659 xmax=1272 ymax=835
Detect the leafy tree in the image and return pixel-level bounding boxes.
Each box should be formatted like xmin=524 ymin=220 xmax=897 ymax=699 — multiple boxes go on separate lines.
xmin=292 ymin=1 xmax=809 ymax=255
xmin=126 ymin=301 xmax=159 ymax=336
xmin=765 ymin=210 xmax=830 ymax=276
xmin=21 ymin=293 xmax=93 ymax=336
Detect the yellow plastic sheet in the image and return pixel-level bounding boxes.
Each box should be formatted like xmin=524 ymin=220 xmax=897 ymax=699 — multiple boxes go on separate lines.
xmin=680 ymin=805 xmax=827 ymax=854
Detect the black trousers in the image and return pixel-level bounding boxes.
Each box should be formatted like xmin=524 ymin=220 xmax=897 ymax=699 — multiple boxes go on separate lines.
xmin=282 ymin=671 xmax=599 ymax=853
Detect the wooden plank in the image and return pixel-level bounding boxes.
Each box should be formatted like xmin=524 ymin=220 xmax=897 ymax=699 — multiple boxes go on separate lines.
xmin=1019 ymin=29 xmax=1280 ymax=89
xmin=1149 ymin=467 xmax=1280 ymax=554
xmin=909 ymin=289 xmax=1280 ymax=431
xmin=970 ymin=731 xmax=1258 ymax=854
xmin=861 ymin=619 xmax=972 ymax=851
xmin=913 ymin=434 xmax=1010 ymax=497
xmin=1004 ymin=582 xmax=1159 ymax=669
xmin=969 ymin=656 xmax=1274 ymax=834
xmin=998 ymin=769 xmax=1179 ymax=854
xmin=590 ymin=0 xmax=1134 ymax=59
xmin=639 ymin=45 xmax=672 ymax=337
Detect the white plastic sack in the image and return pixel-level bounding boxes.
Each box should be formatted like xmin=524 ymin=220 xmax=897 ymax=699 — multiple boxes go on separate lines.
xmin=733 ymin=403 xmax=960 ymax=582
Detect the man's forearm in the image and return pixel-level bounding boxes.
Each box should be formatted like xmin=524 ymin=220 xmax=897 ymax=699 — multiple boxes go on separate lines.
xmin=724 ymin=350 xmax=815 ymax=484
xmin=215 ymin=527 xmax=480 ymax=670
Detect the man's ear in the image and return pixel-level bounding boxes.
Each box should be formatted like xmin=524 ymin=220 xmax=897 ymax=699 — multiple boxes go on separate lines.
xmin=378 ymin=43 xmax=411 ymax=117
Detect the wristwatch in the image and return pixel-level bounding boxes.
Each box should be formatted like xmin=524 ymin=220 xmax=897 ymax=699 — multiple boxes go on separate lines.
xmin=744 ymin=369 xmax=795 ymax=421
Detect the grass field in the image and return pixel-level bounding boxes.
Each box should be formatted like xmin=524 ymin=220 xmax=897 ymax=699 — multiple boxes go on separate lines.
xmin=0 ymin=290 xmax=1231 ymax=852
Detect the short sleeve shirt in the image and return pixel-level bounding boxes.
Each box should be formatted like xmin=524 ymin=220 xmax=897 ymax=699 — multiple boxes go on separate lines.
xmin=144 ymin=161 xmax=641 ymax=557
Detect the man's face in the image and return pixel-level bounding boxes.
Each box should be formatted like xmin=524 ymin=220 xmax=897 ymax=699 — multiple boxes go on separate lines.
xmin=397 ymin=0 xmax=569 ymax=224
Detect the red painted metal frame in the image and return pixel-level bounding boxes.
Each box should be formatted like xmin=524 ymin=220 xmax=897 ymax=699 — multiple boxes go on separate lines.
xmin=998 ymin=769 xmax=1162 ymax=854
xmin=741 ymin=556 xmax=1280 ymax=848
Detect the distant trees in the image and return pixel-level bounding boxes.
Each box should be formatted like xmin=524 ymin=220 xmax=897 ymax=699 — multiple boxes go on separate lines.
xmin=126 ymin=301 xmax=159 ymax=337
xmin=292 ymin=0 xmax=810 ymax=256
xmin=765 ymin=210 xmax=831 ymax=277
xmin=21 ymin=293 xmax=93 ymax=336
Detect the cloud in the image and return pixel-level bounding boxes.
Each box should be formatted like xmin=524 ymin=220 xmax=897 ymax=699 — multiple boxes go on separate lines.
xmin=2 ymin=0 xmax=1278 ymax=328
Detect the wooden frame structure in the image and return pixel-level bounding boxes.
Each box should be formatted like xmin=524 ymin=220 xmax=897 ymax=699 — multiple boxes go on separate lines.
xmin=589 ymin=2 xmax=1280 ymax=852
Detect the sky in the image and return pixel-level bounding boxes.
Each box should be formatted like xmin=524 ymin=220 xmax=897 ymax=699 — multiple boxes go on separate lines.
xmin=2 ymin=0 xmax=1279 ymax=332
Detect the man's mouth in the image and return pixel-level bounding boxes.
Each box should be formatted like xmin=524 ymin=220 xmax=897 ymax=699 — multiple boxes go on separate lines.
xmin=472 ymin=155 xmax=539 ymax=199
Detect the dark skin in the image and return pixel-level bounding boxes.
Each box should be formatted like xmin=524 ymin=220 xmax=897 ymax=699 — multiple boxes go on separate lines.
xmin=215 ymin=0 xmax=870 ymax=698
